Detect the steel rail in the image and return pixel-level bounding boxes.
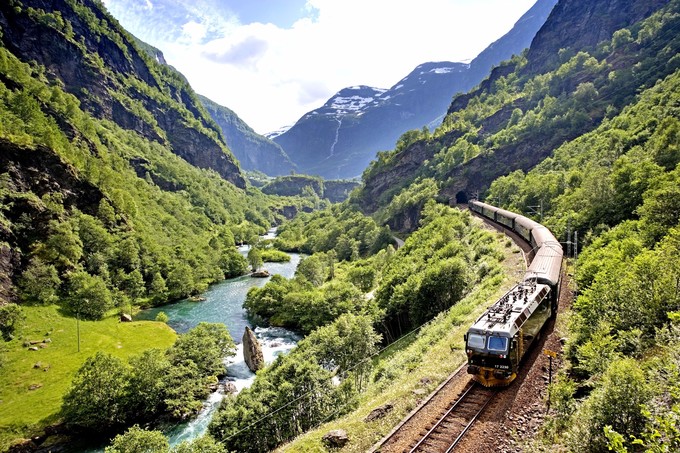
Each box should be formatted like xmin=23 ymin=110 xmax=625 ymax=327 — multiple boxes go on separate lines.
xmin=408 ymin=382 xmax=494 ymax=453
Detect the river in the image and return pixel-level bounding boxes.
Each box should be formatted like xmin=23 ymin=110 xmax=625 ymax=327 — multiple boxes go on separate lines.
xmin=95 ymin=230 xmax=302 ymax=449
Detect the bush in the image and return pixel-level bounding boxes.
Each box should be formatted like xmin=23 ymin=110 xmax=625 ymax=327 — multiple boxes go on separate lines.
xmin=155 ymin=311 xmax=169 ymax=323
xmin=104 ymin=425 xmax=169 ymax=453
xmin=62 ymin=352 xmax=130 ymax=431
xmin=0 ymin=304 xmax=23 ymax=341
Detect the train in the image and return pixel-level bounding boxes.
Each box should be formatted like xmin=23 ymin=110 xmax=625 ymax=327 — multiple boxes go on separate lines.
xmin=464 ymin=200 xmax=563 ymax=387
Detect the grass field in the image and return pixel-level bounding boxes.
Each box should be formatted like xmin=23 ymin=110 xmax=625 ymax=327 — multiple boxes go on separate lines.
xmin=0 ymin=305 xmax=176 ymax=449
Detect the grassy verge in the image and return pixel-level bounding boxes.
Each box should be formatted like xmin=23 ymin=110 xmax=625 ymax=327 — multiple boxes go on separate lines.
xmin=278 ymin=229 xmax=526 ymax=452
xmin=0 ymin=305 xmax=176 ymax=450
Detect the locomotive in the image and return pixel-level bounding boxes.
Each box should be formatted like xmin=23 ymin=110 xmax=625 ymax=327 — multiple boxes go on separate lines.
xmin=465 ymin=201 xmax=563 ymax=387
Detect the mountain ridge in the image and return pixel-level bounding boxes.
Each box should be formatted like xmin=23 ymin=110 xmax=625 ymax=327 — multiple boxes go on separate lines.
xmin=199 ymin=95 xmax=297 ymax=176
xmin=353 ymin=0 xmax=677 ymax=233
xmin=0 ymin=0 xmax=246 ymax=188
xmin=273 ymin=0 xmax=558 ymax=179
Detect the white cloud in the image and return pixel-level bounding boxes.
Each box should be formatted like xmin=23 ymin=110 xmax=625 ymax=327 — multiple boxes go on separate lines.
xmin=181 ymin=20 xmax=207 ymax=44
xmin=107 ymin=0 xmax=538 ymax=134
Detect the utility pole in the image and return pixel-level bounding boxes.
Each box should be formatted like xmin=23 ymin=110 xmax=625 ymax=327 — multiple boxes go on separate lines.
xmin=527 ymin=199 xmax=543 ymax=221
xmin=566 ymin=218 xmax=571 ymax=258
xmin=574 ymin=231 xmax=578 ymax=259
xmin=77 ymin=309 xmax=80 ymax=353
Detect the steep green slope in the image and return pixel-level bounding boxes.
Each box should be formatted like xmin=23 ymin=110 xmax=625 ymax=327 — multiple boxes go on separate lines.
xmin=0 ymin=0 xmax=317 ymax=448
xmin=346 ymin=1 xmax=680 ymax=451
xmin=0 ymin=0 xmax=319 ymax=315
xmin=354 ymin=0 xmax=677 ymax=230
xmin=487 ymin=55 xmax=680 ymax=453
xmin=0 ymin=0 xmax=244 ymax=188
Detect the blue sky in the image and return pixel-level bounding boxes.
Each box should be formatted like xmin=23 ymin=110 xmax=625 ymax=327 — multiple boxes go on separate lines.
xmin=103 ymin=0 xmax=538 ymax=134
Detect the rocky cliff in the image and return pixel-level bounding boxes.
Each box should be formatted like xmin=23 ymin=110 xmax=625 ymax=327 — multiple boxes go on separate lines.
xmin=260 ymin=176 xmax=359 ymax=203
xmin=523 ymin=0 xmax=670 ymax=75
xmin=0 ymin=0 xmax=245 ymax=188
xmin=199 ymin=95 xmax=296 ymax=176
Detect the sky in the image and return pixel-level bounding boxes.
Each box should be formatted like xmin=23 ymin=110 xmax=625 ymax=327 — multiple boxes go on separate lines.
xmin=101 ymin=0 xmax=538 ymax=134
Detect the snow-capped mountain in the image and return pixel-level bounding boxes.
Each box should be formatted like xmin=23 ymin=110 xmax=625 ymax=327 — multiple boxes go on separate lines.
xmin=273 ymin=0 xmax=557 ymax=179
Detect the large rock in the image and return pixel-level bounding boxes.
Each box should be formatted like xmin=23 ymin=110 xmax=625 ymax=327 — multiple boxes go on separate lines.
xmin=322 ymin=429 xmax=349 ymax=449
xmin=242 ymin=327 xmax=264 ymax=373
xmin=364 ymin=403 xmax=394 ymax=422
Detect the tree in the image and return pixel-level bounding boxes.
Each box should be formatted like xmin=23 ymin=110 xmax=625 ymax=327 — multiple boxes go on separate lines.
xmin=167 ymin=322 xmax=235 ymax=377
xmin=104 ymin=425 xmax=169 ymax=453
xmin=166 ymin=262 xmax=194 ymax=299
xmin=247 ymin=247 xmax=263 ymax=272
xmin=62 ymin=352 xmax=131 ymax=431
xmin=64 ymin=270 xmax=114 ymax=320
xmin=42 ymin=219 xmax=83 ymax=269
xmin=18 ymin=257 xmax=61 ymax=304
xmin=296 ymin=255 xmax=326 ymax=286
xmin=126 ymin=349 xmax=170 ymax=418
xmin=173 ymin=435 xmax=226 ymax=453
xmin=303 ymin=313 xmax=381 ymax=390
xmin=0 ymin=304 xmax=23 ymax=341
xmin=568 ymin=358 xmax=652 ymax=452
xmin=163 ymin=360 xmax=207 ymax=419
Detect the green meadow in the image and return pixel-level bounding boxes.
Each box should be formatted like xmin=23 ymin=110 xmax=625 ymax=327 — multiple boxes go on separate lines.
xmin=0 ymin=305 xmax=176 ymax=448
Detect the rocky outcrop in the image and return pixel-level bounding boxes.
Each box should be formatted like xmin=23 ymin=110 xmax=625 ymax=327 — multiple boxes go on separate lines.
xmin=242 ymin=326 xmax=264 ymax=372
xmin=322 ymin=429 xmax=349 ymax=449
xmin=324 ymin=180 xmax=360 ymax=203
xmin=251 ymin=270 xmax=270 ymax=278
xmin=0 ymin=245 xmax=20 ymax=305
xmin=523 ymin=0 xmax=669 ymax=75
xmin=364 ymin=403 xmax=394 ymax=422
xmin=0 ymin=139 xmax=105 ymax=291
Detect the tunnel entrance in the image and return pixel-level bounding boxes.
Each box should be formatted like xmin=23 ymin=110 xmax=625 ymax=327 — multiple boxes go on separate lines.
xmin=455 ymin=191 xmax=469 ymax=204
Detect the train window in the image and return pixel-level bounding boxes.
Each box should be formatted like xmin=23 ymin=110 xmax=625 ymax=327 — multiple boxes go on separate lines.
xmin=468 ymin=333 xmax=485 ymax=349
xmin=488 ymin=336 xmax=508 ymax=352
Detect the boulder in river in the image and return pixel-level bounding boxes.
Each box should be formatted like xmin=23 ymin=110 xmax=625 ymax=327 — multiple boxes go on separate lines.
xmin=242 ymin=326 xmax=264 ymax=372
xmin=251 ymin=269 xmax=270 ymax=278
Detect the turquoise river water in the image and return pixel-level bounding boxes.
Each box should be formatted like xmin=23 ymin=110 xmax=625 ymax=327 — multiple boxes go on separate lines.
xmin=78 ymin=229 xmax=302 ymax=451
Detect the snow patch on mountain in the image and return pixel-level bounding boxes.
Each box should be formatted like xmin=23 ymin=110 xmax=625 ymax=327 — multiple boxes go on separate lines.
xmin=264 ymin=125 xmax=292 ymax=139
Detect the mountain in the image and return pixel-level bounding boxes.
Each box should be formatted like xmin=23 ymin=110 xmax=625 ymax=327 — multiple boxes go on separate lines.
xmin=273 ymin=0 xmax=558 ymax=179
xmin=0 ymin=0 xmax=304 ymax=311
xmin=199 ymin=95 xmax=296 ymax=176
xmin=353 ymin=0 xmax=676 ymax=231
xmin=0 ymin=0 xmax=245 ymax=189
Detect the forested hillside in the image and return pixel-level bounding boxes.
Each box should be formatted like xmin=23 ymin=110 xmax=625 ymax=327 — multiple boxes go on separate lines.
xmin=354 ymin=0 xmax=675 ymax=228
xmin=0 ymin=0 xmax=315 ymax=318
xmin=338 ymin=0 xmax=680 ymax=451
xmin=0 ymin=1 xmax=311 ymax=447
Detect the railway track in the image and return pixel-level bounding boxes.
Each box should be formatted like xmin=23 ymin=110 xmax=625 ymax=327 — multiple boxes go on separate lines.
xmin=407 ymin=381 xmax=495 ymax=453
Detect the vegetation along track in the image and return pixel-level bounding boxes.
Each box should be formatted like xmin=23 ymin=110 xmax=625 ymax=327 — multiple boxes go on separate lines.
xmin=373 ymin=207 xmax=570 ymax=452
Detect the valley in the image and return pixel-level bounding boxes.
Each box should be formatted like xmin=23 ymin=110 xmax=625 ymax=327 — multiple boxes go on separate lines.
xmin=1 ymin=0 xmax=680 ymax=452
